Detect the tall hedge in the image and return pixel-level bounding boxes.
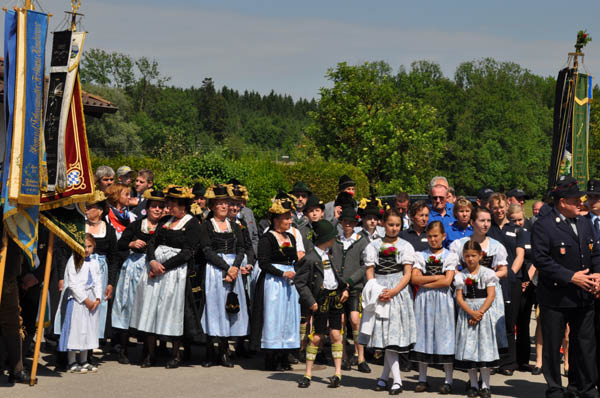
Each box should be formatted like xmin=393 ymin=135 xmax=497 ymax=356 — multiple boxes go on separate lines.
xmin=91 ymin=153 xmax=369 ymax=219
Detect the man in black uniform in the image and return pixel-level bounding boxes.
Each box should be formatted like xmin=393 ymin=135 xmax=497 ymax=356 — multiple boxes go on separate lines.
xmin=532 ymin=176 xmax=600 ymax=398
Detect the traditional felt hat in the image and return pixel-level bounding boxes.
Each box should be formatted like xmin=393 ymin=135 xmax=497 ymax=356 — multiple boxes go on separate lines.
xmin=339 ymin=206 xmax=359 ymax=222
xmin=334 ymin=191 xmax=356 ymax=209
xmin=205 ymin=184 xmax=234 ymax=200
xmin=163 ymin=185 xmax=195 ymax=199
xmin=86 ymin=190 xmax=107 ymax=206
xmin=192 ymin=182 xmax=206 ymax=198
xmin=552 ymin=176 xmax=584 ymax=198
xmin=338 ymin=175 xmax=356 ymax=191
xmin=358 ymin=197 xmax=385 ymax=218
xmin=143 ymin=188 xmax=165 ymax=202
xmin=289 ymin=181 xmax=312 ymax=195
xmin=586 ymin=179 xmax=600 ymax=195
xmin=231 ymin=184 xmax=249 ymax=201
xmin=506 ymin=188 xmax=528 ymax=200
xmin=269 ymin=191 xmax=296 ymax=214
xmin=312 ymin=220 xmax=337 ymax=245
xmin=303 ymin=194 xmax=325 ymax=211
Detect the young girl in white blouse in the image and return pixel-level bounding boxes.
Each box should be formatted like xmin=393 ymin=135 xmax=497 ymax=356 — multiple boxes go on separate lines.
xmin=57 ymin=234 xmax=102 ymax=374
xmin=359 ymin=208 xmax=416 ymax=395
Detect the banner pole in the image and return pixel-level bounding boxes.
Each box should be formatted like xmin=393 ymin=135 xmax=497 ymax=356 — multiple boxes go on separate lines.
xmin=29 ymin=232 xmax=54 ymax=386
xmin=0 ymin=230 xmax=9 ymax=305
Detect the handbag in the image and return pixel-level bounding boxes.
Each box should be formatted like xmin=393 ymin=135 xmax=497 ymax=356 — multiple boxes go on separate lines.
xmin=225 ymin=283 xmax=240 ymax=314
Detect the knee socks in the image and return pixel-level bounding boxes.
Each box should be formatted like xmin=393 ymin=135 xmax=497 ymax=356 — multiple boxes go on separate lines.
xmin=468 ymin=369 xmax=478 ymax=388
xmin=443 ymin=363 xmax=454 ymax=385
xmin=480 ymin=367 xmax=491 ymax=389
xmin=67 ymin=350 xmax=77 ymax=365
xmin=418 ymin=362 xmax=427 ymax=382
xmin=300 ymin=323 xmax=307 ymax=343
xmin=306 ymin=344 xmax=318 ymax=362
xmin=384 ymin=350 xmax=402 ymax=386
xmin=331 ymin=343 xmax=343 ymax=359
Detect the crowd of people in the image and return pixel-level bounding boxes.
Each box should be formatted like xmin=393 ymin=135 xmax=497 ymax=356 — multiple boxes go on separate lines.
xmin=2 ymin=166 xmax=600 ymax=398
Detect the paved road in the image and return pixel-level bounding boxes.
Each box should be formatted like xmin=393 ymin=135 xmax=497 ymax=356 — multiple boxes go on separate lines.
xmin=6 ymin=344 xmax=552 ymax=398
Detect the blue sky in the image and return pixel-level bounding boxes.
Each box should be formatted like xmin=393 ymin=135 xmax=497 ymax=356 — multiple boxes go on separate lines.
xmin=15 ymin=0 xmax=600 ymax=99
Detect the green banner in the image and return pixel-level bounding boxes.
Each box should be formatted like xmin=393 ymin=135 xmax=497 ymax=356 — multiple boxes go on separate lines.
xmin=572 ymin=73 xmax=592 ymax=190
xmin=39 ymin=205 xmax=86 ymax=256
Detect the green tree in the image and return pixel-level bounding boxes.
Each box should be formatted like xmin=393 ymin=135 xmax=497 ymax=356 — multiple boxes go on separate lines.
xmin=307 ymin=61 xmax=446 ymax=193
xmin=447 ymin=58 xmax=553 ymax=195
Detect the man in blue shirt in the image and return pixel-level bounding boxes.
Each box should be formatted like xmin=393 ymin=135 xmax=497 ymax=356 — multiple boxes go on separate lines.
xmin=428 ymin=183 xmax=455 ymax=232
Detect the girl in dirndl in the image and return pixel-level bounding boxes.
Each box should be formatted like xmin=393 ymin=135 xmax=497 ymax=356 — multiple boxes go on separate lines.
xmin=129 ymin=185 xmax=201 ymax=369
xmin=56 ymin=235 xmax=102 ymax=374
xmin=111 ymin=188 xmax=165 ymax=365
xmin=199 ymin=184 xmax=250 ymax=368
xmin=410 ymin=221 xmax=458 ymax=394
xmin=454 ymin=240 xmax=500 ymax=398
xmin=359 ymin=208 xmax=416 ymax=395
xmin=250 ymin=192 xmax=300 ymax=371
xmin=449 ymin=206 xmax=508 ymax=352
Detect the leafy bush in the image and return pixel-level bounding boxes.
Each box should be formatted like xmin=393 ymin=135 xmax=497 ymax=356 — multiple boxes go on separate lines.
xmin=278 ymin=160 xmax=370 ymax=202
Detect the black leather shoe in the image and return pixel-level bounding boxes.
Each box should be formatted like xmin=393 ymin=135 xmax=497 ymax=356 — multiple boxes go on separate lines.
xmin=341 ymin=359 xmax=352 ymax=370
xmin=118 ymin=349 xmax=130 ymax=365
xmin=357 ymin=361 xmax=372 ymax=373
xmin=288 ymin=352 xmax=299 ymax=365
xmin=499 ymin=368 xmax=513 ymax=376
xmin=88 ymin=354 xmax=100 ymax=366
xmin=165 ymin=358 xmax=181 ymax=369
xmin=439 ymin=383 xmax=452 ymax=395
xmin=140 ymin=355 xmax=155 ymax=368
xmin=479 ymin=387 xmax=492 ymax=398
xmin=518 ymin=364 xmax=532 ymax=372
xmin=220 ymin=352 xmax=234 ymax=368
xmin=531 ymin=366 xmax=542 ymax=376
xmin=375 ymin=378 xmax=388 ymax=392
xmin=8 ymin=370 xmax=30 ymax=384
xmin=414 ymin=381 xmax=428 ymax=392
xmin=297 ymin=376 xmax=311 ymax=388
xmin=328 ymin=375 xmax=342 ymax=388
xmin=389 ymin=383 xmax=403 ymax=395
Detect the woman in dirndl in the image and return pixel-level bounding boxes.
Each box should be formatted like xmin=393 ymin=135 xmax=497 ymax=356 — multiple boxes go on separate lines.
xmin=105 ymin=182 xmax=137 ymax=239
xmin=129 ymin=185 xmax=201 ymax=369
xmin=82 ymin=191 xmax=120 ymax=353
xmin=199 ymin=184 xmax=249 ymax=368
xmin=250 ymin=192 xmax=300 ymax=371
xmin=111 ymin=188 xmax=165 ymax=365
xmin=359 ymin=208 xmax=416 ymax=395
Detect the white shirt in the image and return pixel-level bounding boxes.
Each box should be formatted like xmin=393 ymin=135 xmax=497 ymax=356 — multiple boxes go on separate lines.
xmin=315 ymin=246 xmax=338 ymax=290
xmin=339 ymin=232 xmax=360 ymax=250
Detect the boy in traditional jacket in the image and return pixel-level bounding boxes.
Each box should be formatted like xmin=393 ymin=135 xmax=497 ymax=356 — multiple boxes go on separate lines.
xmin=295 ymin=220 xmax=349 ymax=388
xmin=332 ymin=207 xmax=371 ymax=373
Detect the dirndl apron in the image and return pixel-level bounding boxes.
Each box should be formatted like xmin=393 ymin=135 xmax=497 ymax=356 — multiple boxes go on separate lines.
xmin=201 ymin=253 xmax=249 ymax=337
xmin=261 ymin=264 xmax=300 ymax=349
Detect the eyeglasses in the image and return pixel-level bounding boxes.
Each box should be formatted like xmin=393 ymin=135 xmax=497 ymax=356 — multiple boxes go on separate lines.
xmin=431 ymin=196 xmax=445 ymax=201
xmin=295 ymin=193 xmax=309 ymax=198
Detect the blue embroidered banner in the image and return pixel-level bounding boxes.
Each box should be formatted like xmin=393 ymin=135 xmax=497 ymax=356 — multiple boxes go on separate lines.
xmin=2 ymin=9 xmax=48 ymax=268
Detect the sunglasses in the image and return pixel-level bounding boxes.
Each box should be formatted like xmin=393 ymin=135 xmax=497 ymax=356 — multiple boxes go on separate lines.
xmin=431 ymin=196 xmax=445 ymax=201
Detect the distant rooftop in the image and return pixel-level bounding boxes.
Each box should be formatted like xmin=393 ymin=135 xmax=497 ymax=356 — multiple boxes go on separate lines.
xmin=0 ymin=57 xmax=118 ymax=118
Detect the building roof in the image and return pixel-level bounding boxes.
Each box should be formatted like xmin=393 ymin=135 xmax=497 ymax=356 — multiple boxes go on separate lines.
xmin=0 ymin=57 xmax=118 ymax=117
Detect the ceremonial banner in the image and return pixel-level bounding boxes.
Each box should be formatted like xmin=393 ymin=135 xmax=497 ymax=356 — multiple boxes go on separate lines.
xmin=39 ymin=205 xmax=85 ymax=256
xmin=548 ymin=67 xmax=593 ymax=192
xmin=2 ymin=9 xmax=48 ymax=267
xmin=41 ymin=29 xmax=93 ymax=210
xmin=571 ymin=73 xmax=592 ymax=189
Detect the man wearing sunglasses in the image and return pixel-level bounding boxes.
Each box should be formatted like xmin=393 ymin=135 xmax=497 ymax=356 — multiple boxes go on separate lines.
xmin=428 ymin=184 xmax=455 ymax=232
